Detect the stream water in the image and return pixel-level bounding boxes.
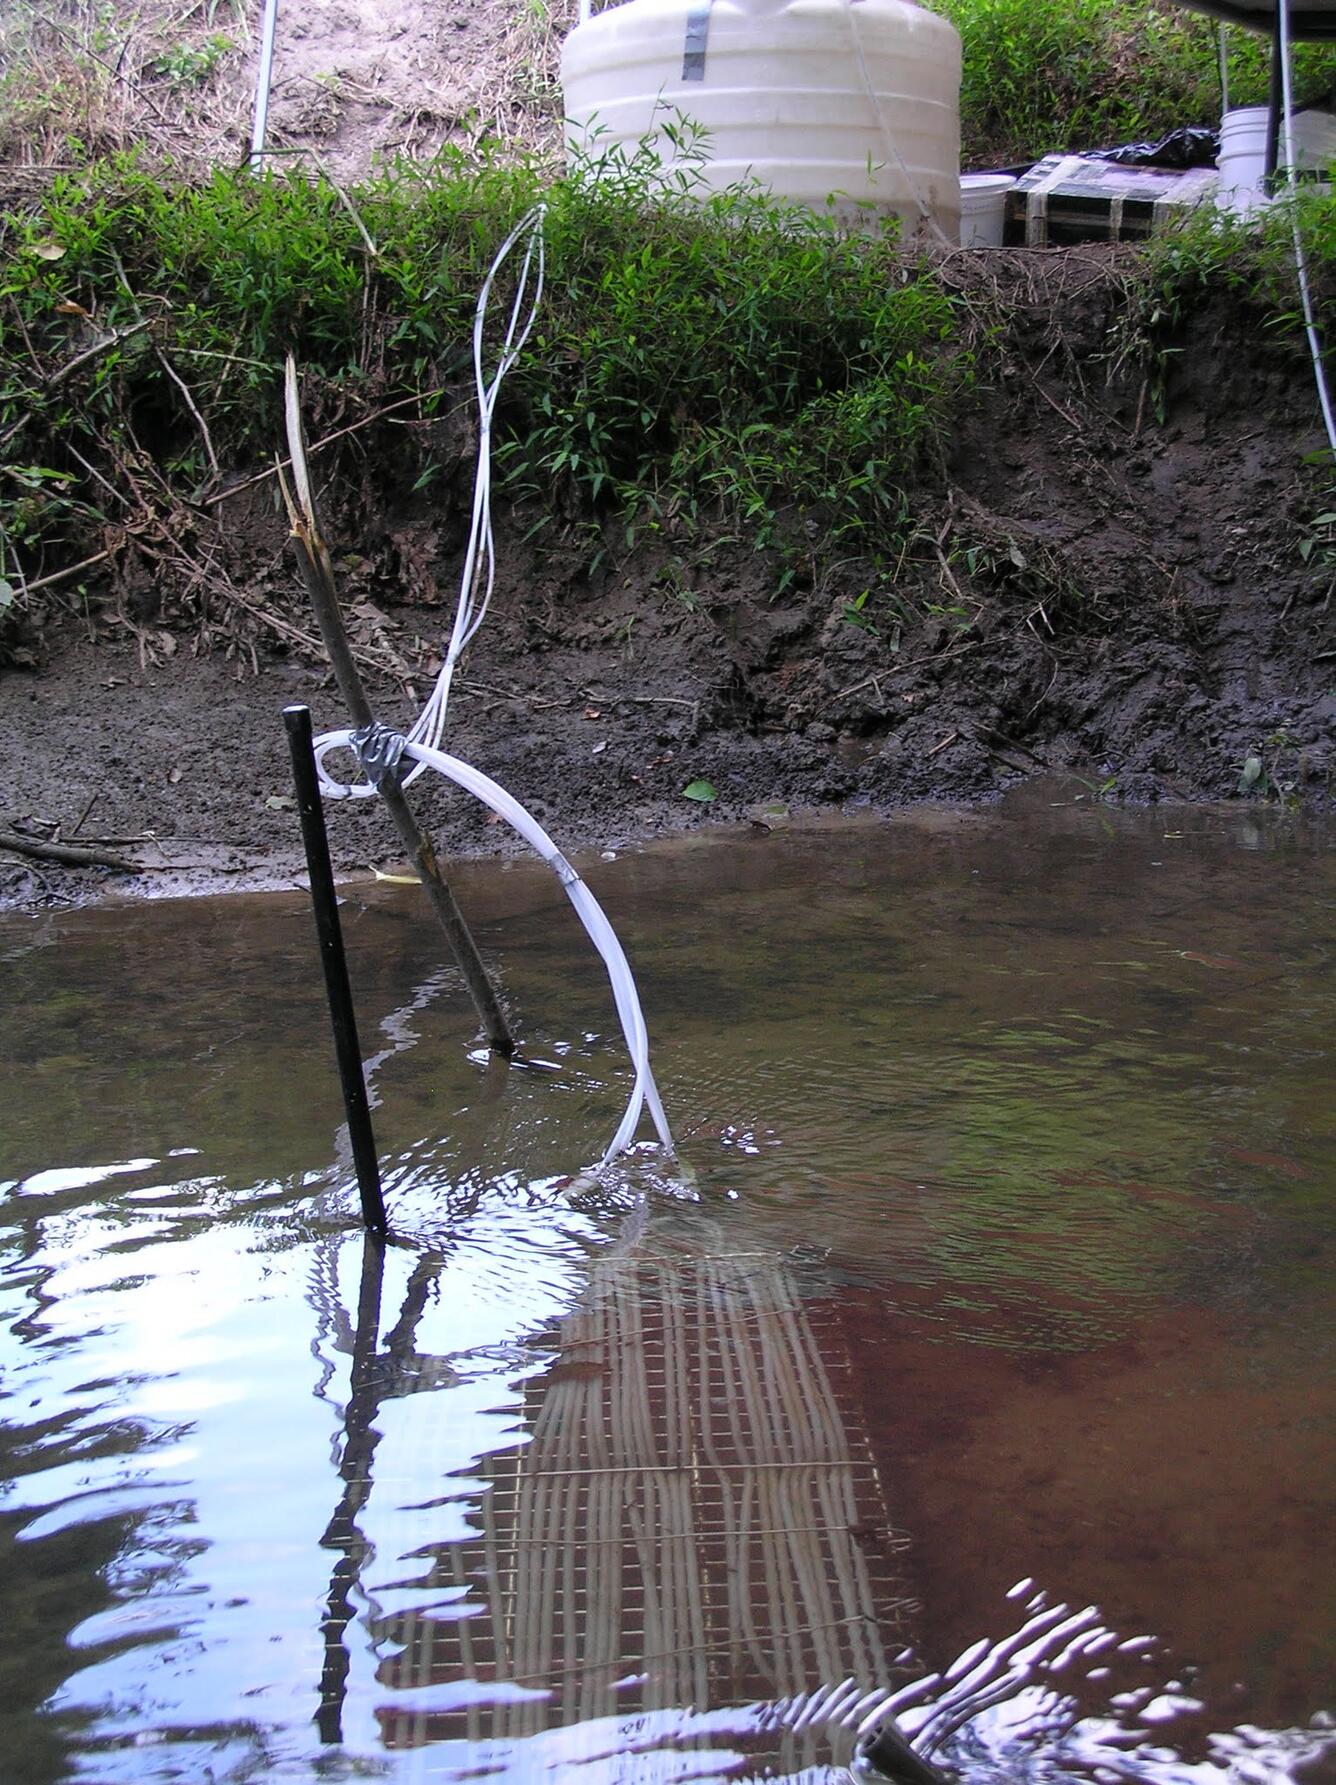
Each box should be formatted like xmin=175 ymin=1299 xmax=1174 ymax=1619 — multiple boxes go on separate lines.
xmin=1 ymin=793 xmax=1332 ymax=1785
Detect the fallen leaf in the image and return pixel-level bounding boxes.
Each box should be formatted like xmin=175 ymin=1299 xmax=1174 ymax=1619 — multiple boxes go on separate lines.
xmin=264 ymin=794 xmax=296 ymax=812
xmin=1225 ymin=1147 xmax=1310 ymax=1180
xmin=371 ymin=867 xmax=418 ymax=884
xmin=56 ymin=299 xmax=91 ymax=317
xmin=592 ymin=740 xmax=607 ymax=755
xmin=167 ymin=765 xmax=182 ymax=785
xmin=682 ymin=778 xmax=717 ymax=803
xmin=582 ymin=706 xmax=601 ymax=720
xmin=26 ymin=240 xmax=66 ymax=260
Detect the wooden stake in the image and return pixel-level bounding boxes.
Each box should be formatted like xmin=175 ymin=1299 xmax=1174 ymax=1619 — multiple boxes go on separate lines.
xmin=282 ymin=358 xmax=516 ymax=1059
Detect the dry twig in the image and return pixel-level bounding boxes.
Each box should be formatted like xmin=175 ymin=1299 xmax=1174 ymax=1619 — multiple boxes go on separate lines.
xmin=0 ymin=828 xmax=136 ymax=873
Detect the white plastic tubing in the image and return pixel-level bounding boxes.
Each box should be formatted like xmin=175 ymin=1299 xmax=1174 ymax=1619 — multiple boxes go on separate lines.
xmin=312 ymin=206 xmax=674 ymax=1166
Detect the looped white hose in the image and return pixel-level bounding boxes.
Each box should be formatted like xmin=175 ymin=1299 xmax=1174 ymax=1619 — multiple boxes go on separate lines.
xmin=318 ymin=204 xmax=548 ymax=803
xmin=310 ymin=206 xmax=673 ymax=1164
xmin=315 ymin=729 xmax=673 ymax=1164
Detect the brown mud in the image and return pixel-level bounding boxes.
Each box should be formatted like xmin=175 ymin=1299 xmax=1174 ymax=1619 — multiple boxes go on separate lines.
xmin=3 ymin=244 xmax=1333 ymax=910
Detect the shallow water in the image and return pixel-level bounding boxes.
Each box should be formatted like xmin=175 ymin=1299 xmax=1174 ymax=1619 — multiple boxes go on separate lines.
xmin=1 ymin=796 xmax=1333 ymax=1784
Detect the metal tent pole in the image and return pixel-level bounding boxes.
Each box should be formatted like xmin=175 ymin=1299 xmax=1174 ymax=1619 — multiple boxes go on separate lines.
xmin=249 ymin=0 xmax=280 ymax=172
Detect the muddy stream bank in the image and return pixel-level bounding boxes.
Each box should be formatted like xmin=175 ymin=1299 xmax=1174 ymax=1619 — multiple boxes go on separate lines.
xmin=2 ymin=250 xmax=1334 ymax=910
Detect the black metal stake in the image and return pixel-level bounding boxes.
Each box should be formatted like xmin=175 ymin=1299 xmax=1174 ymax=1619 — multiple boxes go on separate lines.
xmin=284 ymin=703 xmax=388 ymax=1235
xmin=315 ymin=1228 xmax=386 ymax=1743
xmin=1265 ymin=8 xmax=1285 ymax=183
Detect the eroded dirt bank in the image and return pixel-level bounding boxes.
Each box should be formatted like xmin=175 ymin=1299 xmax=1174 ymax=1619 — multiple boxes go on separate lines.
xmin=2 ymin=248 xmax=1333 ymax=908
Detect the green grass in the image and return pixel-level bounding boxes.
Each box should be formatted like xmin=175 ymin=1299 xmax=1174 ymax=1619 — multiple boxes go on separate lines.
xmin=1131 ymin=178 xmax=1336 ymax=340
xmin=0 ymin=0 xmax=246 ymax=167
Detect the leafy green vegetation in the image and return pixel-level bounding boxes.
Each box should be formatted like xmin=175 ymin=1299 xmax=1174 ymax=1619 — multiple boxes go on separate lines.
xmin=0 ymin=138 xmax=961 ymax=610
xmin=6 ymin=41 xmax=1336 ymax=649
xmin=934 ymin=0 xmax=1334 ymax=166
xmin=1105 ymin=179 xmax=1336 ymax=383
xmin=148 ymin=31 xmax=237 ymax=90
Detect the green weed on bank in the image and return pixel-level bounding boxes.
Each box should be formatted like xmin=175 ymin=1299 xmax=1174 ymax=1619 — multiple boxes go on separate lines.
xmin=8 ymin=126 xmax=1336 ymax=639
xmin=0 ymin=139 xmax=961 ymax=608
xmin=932 ymin=0 xmax=1334 ymax=166
xmin=1128 ymin=179 xmax=1336 ymax=350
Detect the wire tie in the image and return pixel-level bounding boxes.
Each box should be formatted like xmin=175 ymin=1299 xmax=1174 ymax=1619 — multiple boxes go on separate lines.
xmin=351 ymin=722 xmax=408 ymax=792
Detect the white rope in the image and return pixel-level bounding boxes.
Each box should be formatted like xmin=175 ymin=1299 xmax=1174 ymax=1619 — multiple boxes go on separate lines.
xmin=310 ymin=206 xmax=673 ymax=1165
xmin=409 ymin=204 xmax=549 ymax=772
xmin=842 ymin=0 xmax=954 ymax=247
xmin=318 ymin=205 xmax=548 ymax=800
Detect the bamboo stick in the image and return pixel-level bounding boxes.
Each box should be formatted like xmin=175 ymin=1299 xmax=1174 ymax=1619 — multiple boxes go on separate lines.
xmin=281 ymin=357 xmax=515 ymax=1058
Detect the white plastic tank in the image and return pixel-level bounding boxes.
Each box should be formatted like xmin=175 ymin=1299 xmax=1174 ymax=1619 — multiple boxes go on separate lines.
xmin=561 ymin=0 xmax=962 ymax=241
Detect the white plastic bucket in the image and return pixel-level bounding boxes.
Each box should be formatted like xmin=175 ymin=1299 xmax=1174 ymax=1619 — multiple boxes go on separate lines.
xmin=959 ymin=172 xmax=1015 ymax=246
xmin=1217 ymin=105 xmax=1336 ymax=218
xmin=1217 ymin=105 xmax=1269 ymax=217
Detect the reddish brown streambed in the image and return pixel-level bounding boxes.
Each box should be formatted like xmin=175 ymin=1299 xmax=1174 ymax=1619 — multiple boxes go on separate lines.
xmin=836 ymin=1293 xmax=1333 ymax=1733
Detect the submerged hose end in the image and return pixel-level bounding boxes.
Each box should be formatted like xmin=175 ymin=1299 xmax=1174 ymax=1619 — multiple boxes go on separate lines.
xmin=852 ymin=1717 xmax=955 ymax=1785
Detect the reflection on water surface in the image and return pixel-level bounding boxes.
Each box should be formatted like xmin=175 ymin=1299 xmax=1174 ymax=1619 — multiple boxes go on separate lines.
xmin=0 ymin=800 xmax=1332 ymax=1783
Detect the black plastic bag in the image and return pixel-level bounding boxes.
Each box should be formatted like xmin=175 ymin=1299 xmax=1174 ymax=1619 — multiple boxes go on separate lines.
xmin=1082 ymin=126 xmax=1219 ymax=170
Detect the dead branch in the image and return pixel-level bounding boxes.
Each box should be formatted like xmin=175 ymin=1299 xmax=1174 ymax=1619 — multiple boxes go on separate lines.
xmin=15 ymin=383 xmax=461 ymax=603
xmin=282 ymin=355 xmax=515 ymax=1058
xmin=832 ymin=640 xmax=980 ymax=704
xmin=0 ymin=318 xmax=155 ymax=456
xmin=0 ymin=829 xmax=137 ymax=872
